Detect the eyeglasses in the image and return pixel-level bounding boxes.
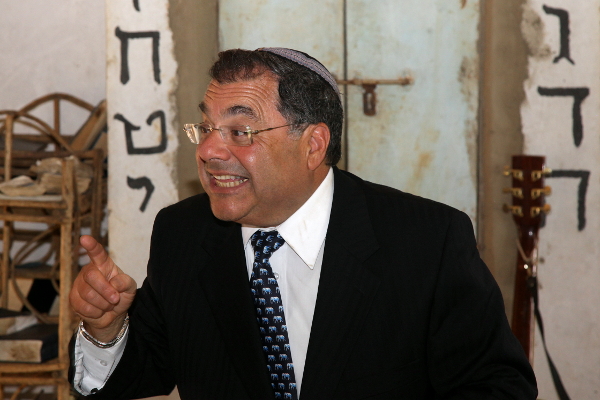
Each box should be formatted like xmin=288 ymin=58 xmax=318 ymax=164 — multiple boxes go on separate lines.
xmin=183 ymin=123 xmax=294 ymax=147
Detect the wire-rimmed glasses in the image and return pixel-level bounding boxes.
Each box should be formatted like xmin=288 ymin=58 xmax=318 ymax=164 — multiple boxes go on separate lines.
xmin=183 ymin=123 xmax=294 ymax=147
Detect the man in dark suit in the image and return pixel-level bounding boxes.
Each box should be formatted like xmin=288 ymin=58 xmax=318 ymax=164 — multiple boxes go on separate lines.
xmin=70 ymin=48 xmax=537 ymax=399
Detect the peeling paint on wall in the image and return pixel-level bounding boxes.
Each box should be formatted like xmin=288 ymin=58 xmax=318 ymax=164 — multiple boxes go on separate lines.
xmin=459 ymin=56 xmax=478 ymax=110
xmin=407 ymin=151 xmax=433 ymax=191
xmin=459 ymin=56 xmax=480 ymax=188
xmin=521 ymin=5 xmax=553 ymax=60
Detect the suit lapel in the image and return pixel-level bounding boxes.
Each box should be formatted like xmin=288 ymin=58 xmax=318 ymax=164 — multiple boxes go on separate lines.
xmin=196 ymin=219 xmax=273 ymax=398
xmin=301 ymin=169 xmax=380 ymax=399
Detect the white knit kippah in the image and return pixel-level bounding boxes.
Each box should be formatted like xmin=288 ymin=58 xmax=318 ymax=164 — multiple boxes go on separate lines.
xmin=257 ymin=47 xmax=341 ymax=98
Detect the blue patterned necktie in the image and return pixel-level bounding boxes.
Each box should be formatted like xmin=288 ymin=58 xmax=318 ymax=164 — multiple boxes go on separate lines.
xmin=250 ymin=230 xmax=298 ymax=400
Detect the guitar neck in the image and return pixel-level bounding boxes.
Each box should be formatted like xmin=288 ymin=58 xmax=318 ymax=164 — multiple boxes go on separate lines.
xmin=504 ymin=155 xmax=550 ymax=362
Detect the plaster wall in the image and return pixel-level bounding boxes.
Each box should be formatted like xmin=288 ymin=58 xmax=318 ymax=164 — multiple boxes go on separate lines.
xmin=106 ymin=0 xmax=179 ymax=288
xmin=345 ymin=1 xmax=479 ymax=219
xmin=0 ymin=0 xmax=106 ymax=129
xmin=520 ymin=1 xmax=600 ymax=398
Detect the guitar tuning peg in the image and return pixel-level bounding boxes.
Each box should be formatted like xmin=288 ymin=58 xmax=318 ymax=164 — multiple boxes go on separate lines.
xmin=531 ymin=186 xmax=552 ymax=199
xmin=532 ymin=168 xmax=552 ymax=181
xmin=503 ymin=187 xmax=524 ymax=198
xmin=503 ymin=204 xmax=523 ymax=217
xmin=503 ymin=168 xmax=524 ymax=180
xmin=530 ymin=204 xmax=551 ymax=218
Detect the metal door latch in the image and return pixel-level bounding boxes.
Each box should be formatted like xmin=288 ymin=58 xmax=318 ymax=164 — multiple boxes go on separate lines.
xmin=337 ymin=77 xmax=414 ymax=116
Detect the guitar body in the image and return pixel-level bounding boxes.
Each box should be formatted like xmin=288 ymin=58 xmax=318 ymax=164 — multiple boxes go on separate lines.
xmin=504 ymin=155 xmax=550 ymax=362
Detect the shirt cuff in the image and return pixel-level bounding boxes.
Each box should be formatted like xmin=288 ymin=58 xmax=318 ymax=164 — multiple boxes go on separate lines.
xmin=73 ymin=326 xmax=129 ymax=395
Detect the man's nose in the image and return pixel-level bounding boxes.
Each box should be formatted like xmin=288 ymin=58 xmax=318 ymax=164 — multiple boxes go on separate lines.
xmin=196 ymin=128 xmax=230 ymax=161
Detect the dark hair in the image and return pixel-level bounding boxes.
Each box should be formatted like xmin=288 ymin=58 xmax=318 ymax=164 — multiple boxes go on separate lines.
xmin=209 ymin=49 xmax=343 ymax=166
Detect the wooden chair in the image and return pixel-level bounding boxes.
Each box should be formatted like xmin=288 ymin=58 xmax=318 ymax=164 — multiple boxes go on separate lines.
xmin=0 ymin=93 xmax=107 ymax=154
xmin=0 ymin=93 xmax=106 ymax=399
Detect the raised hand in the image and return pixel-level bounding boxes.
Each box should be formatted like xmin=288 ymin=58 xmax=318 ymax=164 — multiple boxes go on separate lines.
xmin=70 ymin=235 xmax=137 ymax=342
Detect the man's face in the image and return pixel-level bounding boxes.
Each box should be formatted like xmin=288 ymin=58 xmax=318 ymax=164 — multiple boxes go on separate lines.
xmin=196 ymin=74 xmax=316 ymax=228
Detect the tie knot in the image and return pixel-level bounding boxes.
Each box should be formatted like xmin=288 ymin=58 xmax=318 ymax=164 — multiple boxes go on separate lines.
xmin=251 ymin=230 xmax=285 ymax=262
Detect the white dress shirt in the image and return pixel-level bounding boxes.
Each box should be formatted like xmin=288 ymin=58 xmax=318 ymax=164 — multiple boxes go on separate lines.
xmin=74 ymin=167 xmax=334 ymax=396
xmin=241 ymin=167 xmax=333 ymax=396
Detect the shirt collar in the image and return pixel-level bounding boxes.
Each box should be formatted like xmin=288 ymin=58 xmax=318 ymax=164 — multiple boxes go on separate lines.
xmin=242 ymin=167 xmax=334 ymax=269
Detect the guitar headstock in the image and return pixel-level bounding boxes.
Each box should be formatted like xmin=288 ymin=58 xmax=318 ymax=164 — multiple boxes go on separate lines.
xmin=503 ymin=155 xmax=551 ymax=229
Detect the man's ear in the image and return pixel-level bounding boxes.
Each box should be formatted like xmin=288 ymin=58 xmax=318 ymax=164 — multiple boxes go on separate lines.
xmin=306 ymin=123 xmax=330 ymax=170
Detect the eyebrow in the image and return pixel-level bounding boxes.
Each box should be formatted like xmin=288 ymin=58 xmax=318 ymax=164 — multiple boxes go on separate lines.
xmin=198 ymin=102 xmax=258 ymax=121
xmin=226 ymin=105 xmax=258 ymax=121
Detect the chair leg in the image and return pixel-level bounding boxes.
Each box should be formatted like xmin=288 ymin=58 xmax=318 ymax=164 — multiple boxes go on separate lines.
xmin=9 ymin=384 xmax=25 ymax=400
xmin=57 ymin=381 xmax=70 ymax=400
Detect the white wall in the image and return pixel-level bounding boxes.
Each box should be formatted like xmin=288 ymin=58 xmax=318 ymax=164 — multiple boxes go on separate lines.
xmin=105 ymin=0 xmax=179 ymax=288
xmin=0 ymin=0 xmax=105 ymax=116
xmin=521 ymin=1 xmax=600 ymax=398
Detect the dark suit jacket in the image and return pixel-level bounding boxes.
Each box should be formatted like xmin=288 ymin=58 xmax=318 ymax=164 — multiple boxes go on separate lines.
xmin=76 ymin=168 xmax=536 ymax=399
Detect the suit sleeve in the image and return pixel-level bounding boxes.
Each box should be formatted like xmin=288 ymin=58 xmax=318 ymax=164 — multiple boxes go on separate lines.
xmin=428 ymin=211 xmax=537 ymax=399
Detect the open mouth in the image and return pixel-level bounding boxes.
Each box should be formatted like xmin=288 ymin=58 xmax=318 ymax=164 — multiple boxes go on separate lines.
xmin=213 ymin=175 xmax=248 ymax=188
